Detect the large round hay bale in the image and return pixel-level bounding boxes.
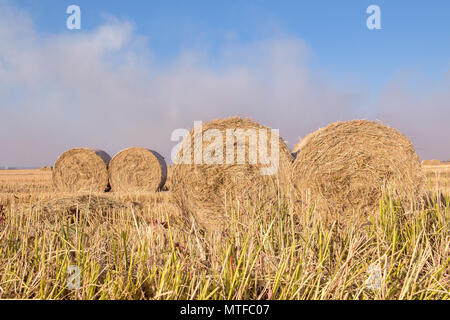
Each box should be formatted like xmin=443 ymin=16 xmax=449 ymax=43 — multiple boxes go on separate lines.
xmin=421 ymin=159 xmax=441 ymax=166
xmin=108 ymin=147 xmax=167 ymax=192
xmin=53 ymin=148 xmax=111 ymax=192
xmin=292 ymin=120 xmax=425 ymax=215
xmin=171 ymin=117 xmax=293 ymax=232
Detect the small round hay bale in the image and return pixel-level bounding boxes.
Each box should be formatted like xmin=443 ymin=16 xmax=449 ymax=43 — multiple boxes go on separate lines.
xmin=171 ymin=117 xmax=293 ymax=232
xmin=108 ymin=147 xmax=167 ymax=192
xmin=421 ymin=159 xmax=441 ymax=166
xmin=53 ymin=148 xmax=111 ymax=192
xmin=292 ymin=120 xmax=425 ymax=215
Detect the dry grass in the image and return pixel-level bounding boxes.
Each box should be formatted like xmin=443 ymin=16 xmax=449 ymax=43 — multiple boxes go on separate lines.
xmin=0 ymin=167 xmax=448 ymax=300
xmin=423 ymin=163 xmax=450 ymax=196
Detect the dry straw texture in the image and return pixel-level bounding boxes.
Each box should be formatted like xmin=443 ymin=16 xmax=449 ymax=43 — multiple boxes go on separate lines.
xmin=292 ymin=127 xmax=325 ymax=158
xmin=292 ymin=120 xmax=425 ymax=216
xmin=171 ymin=117 xmax=293 ymax=232
xmin=35 ymin=195 xmax=129 ymax=224
xmin=108 ymin=147 xmax=167 ymax=192
xmin=53 ymin=148 xmax=111 ymax=193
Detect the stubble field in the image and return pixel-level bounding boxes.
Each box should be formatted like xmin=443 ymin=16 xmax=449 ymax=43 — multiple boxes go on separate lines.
xmin=0 ymin=164 xmax=448 ymax=299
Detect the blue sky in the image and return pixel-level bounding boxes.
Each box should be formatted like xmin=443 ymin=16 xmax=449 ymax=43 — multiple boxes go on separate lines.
xmin=1 ymin=0 xmax=450 ymax=166
xmin=17 ymin=0 xmax=450 ymax=83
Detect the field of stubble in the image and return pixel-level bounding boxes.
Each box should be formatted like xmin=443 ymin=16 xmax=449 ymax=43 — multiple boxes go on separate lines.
xmin=0 ymin=165 xmax=448 ymax=299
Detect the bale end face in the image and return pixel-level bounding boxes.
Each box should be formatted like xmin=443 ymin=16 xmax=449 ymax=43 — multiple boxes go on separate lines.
xmin=52 ymin=148 xmax=111 ymax=193
xmin=108 ymin=147 xmax=167 ymax=192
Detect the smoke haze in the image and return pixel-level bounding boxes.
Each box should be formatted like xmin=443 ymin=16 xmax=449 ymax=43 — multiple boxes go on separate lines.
xmin=0 ymin=5 xmax=449 ymax=166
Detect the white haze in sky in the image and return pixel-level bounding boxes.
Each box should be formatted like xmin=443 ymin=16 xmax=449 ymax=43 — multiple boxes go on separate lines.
xmin=0 ymin=5 xmax=449 ymax=167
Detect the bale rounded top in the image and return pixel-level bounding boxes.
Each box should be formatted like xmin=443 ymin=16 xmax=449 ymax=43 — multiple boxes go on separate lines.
xmin=292 ymin=120 xmax=425 ymax=215
xmin=292 ymin=127 xmax=325 ymax=158
xmin=53 ymin=148 xmax=111 ymax=193
xmin=108 ymin=147 xmax=167 ymax=192
xmin=171 ymin=116 xmax=293 ymax=232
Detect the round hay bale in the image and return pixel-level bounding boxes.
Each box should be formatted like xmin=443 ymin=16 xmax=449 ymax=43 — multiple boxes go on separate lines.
xmin=53 ymin=148 xmax=111 ymax=192
xmin=292 ymin=120 xmax=425 ymax=215
xmin=421 ymin=159 xmax=441 ymax=166
xmin=171 ymin=117 xmax=293 ymax=232
xmin=108 ymin=147 xmax=167 ymax=192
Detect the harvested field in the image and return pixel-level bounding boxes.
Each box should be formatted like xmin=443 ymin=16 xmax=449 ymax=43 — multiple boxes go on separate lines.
xmin=0 ymin=159 xmax=448 ymax=300
xmin=423 ymin=163 xmax=450 ymax=195
xmin=0 ymin=169 xmax=53 ymax=194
